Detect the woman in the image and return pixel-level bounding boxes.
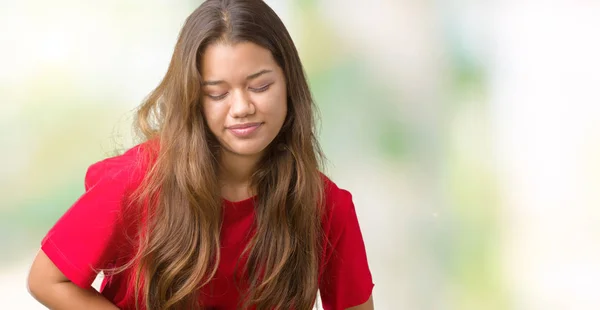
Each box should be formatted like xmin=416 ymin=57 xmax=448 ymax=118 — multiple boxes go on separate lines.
xmin=27 ymin=1 xmax=374 ymax=309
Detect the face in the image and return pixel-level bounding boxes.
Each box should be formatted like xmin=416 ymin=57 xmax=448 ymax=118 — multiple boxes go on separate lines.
xmin=200 ymin=41 xmax=287 ymax=159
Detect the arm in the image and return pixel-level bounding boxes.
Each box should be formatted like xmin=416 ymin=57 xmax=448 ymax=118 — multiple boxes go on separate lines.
xmin=27 ymin=146 xmax=148 ymax=309
xmin=347 ymin=295 xmax=374 ymax=310
xmin=28 ymin=250 xmax=119 ymax=310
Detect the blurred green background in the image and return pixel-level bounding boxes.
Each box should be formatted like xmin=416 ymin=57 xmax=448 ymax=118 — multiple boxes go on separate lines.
xmin=2 ymin=1 xmax=600 ymax=309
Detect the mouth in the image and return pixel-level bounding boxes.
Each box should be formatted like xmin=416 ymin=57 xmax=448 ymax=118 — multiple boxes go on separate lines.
xmin=226 ymin=122 xmax=263 ymax=138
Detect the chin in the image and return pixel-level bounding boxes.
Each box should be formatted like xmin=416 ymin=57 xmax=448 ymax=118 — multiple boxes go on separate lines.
xmin=224 ymin=141 xmax=271 ymax=157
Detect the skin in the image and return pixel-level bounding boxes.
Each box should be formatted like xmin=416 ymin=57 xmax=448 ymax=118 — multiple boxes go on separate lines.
xmin=27 ymin=41 xmax=374 ymax=310
xmin=348 ymin=296 xmax=374 ymax=310
xmin=28 ymin=251 xmax=119 ymax=309
xmin=200 ymin=41 xmax=288 ymax=202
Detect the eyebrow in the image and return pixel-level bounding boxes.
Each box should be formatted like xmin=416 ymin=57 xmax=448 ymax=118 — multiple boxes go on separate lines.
xmin=201 ymin=69 xmax=273 ymax=86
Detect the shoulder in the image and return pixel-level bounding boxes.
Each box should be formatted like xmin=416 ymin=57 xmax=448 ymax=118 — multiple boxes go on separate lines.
xmin=321 ymin=173 xmax=353 ymax=210
xmin=318 ymin=174 xmax=374 ymax=309
xmin=84 ymin=140 xmax=156 ymax=192
xmin=319 ymin=173 xmax=356 ymax=235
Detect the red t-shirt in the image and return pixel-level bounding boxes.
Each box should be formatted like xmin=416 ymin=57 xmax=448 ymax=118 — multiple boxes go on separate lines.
xmin=41 ymin=143 xmax=374 ymax=310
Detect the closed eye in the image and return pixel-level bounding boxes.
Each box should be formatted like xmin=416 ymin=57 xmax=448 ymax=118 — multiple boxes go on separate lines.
xmin=249 ymin=83 xmax=272 ymax=93
xmin=206 ymin=93 xmax=228 ymax=101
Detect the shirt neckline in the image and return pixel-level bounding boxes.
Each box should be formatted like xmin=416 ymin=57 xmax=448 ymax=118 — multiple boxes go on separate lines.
xmin=222 ymin=195 xmax=257 ymax=206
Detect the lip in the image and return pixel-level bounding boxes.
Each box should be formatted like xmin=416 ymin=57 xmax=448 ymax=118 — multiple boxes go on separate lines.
xmin=227 ymin=122 xmax=262 ymax=138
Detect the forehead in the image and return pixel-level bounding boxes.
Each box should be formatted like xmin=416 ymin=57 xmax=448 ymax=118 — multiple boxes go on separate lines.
xmin=200 ymin=41 xmax=280 ymax=79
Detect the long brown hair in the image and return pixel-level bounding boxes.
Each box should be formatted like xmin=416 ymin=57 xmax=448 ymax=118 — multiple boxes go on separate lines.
xmin=123 ymin=1 xmax=324 ymax=309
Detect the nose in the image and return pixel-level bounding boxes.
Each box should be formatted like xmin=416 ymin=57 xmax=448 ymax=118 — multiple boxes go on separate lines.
xmin=229 ymin=90 xmax=256 ymax=118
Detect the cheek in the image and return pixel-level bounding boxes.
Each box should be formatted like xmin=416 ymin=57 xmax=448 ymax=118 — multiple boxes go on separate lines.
xmin=278 ymin=101 xmax=288 ymax=122
xmin=202 ymin=104 xmax=224 ymax=131
xmin=264 ymin=88 xmax=287 ymax=120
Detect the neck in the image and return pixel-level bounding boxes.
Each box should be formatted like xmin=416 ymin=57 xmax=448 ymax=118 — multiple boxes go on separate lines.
xmin=218 ymin=150 xmax=261 ymax=200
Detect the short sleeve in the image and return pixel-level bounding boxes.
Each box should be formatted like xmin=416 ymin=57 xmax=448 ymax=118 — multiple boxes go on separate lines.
xmin=319 ymin=186 xmax=374 ymax=310
xmin=41 ymin=145 xmax=146 ymax=289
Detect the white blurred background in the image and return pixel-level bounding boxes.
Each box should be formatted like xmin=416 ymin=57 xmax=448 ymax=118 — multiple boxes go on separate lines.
xmin=1 ymin=1 xmax=599 ymax=309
